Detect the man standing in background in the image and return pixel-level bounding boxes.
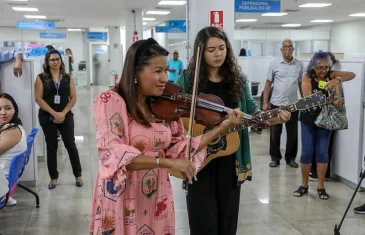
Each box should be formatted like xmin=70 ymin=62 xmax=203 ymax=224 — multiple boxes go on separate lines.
xmin=167 ymin=51 xmax=183 ymax=82
xmin=0 ymin=50 xmax=23 ymax=92
xmin=263 ymin=39 xmax=303 ymax=168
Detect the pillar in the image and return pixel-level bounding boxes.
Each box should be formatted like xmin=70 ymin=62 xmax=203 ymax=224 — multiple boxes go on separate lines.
xmin=126 ymin=9 xmax=143 ymax=50
xmin=108 ymin=26 xmax=123 ymax=87
xmin=188 ymin=0 xmax=235 ymax=58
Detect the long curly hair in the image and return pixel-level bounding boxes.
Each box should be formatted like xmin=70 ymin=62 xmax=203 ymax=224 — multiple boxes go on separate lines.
xmin=42 ymin=49 xmax=69 ymax=82
xmin=187 ymin=26 xmax=244 ymax=102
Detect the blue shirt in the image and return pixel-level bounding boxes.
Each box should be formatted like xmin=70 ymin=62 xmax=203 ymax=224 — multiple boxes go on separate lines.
xmin=0 ymin=50 xmax=21 ymax=68
xmin=168 ymin=59 xmax=183 ymax=82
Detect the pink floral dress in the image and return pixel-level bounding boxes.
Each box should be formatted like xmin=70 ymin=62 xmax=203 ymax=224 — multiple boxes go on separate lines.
xmin=90 ymin=90 xmax=206 ymax=235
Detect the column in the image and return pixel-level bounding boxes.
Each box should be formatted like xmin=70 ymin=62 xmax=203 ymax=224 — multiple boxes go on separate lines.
xmin=108 ymin=26 xmax=123 ymax=87
xmin=188 ymin=0 xmax=235 ymax=57
xmin=126 ymin=9 xmax=143 ymax=50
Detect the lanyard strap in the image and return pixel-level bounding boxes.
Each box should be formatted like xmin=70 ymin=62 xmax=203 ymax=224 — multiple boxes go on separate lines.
xmin=53 ymin=75 xmax=62 ymax=95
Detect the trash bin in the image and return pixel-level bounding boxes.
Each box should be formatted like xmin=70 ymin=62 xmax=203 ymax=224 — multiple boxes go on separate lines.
xmin=251 ymin=82 xmax=260 ymax=96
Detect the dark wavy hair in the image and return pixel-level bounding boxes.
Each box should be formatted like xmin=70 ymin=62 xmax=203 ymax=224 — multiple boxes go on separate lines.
xmin=0 ymin=93 xmax=22 ymax=134
xmin=42 ymin=49 xmax=69 ymax=82
xmin=116 ymin=38 xmax=169 ymax=127
xmin=187 ymin=26 xmax=244 ymax=102
xmin=306 ymin=51 xmax=332 ymax=79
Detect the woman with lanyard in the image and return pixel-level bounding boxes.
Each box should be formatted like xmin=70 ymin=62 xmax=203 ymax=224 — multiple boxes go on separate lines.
xmin=174 ymin=26 xmax=291 ymax=235
xmin=35 ymin=49 xmax=83 ymax=190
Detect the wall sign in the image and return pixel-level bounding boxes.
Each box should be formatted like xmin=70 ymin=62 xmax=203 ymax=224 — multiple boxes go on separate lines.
xmin=87 ymin=32 xmax=108 ymax=41
xmin=210 ymin=11 xmax=223 ymax=29
xmin=17 ymin=21 xmax=56 ymax=30
xmin=235 ymin=0 xmax=281 ymax=13
xmin=40 ymin=32 xmax=66 ymax=39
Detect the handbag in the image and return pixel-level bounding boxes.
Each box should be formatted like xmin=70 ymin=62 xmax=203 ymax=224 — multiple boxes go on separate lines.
xmin=315 ymin=83 xmax=348 ymax=130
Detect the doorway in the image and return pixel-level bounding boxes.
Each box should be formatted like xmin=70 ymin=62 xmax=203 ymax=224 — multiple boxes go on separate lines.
xmin=91 ymin=44 xmax=109 ymax=86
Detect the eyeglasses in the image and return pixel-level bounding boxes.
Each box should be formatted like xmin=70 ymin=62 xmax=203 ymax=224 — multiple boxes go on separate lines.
xmin=282 ymin=46 xmax=294 ymax=50
xmin=315 ymin=65 xmax=330 ymax=71
xmin=49 ymin=58 xmax=60 ymax=62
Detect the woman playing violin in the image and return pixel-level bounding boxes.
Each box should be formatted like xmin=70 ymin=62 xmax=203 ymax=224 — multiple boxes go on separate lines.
xmin=89 ymin=38 xmax=245 ymax=235
xmin=174 ymin=26 xmax=291 ymax=235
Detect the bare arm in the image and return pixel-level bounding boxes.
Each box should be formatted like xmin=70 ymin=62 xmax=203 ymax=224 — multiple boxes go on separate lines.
xmin=61 ymin=78 xmax=77 ymax=115
xmin=34 ymin=76 xmax=56 ymax=116
xmin=263 ymin=80 xmax=272 ymax=110
xmin=301 ymin=73 xmax=313 ymax=97
xmin=0 ymin=128 xmax=22 ymax=155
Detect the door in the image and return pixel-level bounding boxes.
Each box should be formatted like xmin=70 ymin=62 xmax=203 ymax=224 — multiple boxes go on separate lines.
xmin=91 ymin=44 xmax=109 ymax=86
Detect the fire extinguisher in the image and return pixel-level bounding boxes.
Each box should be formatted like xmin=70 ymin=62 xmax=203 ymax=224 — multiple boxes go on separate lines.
xmin=114 ymin=74 xmax=118 ymax=86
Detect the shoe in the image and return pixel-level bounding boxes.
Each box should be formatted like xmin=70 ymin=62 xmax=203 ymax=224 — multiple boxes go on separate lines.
xmin=286 ymin=160 xmax=299 ymax=168
xmin=269 ymin=161 xmax=280 ymax=167
xmin=354 ymin=204 xmax=365 ymax=214
xmin=6 ymin=196 xmax=17 ymax=206
xmin=309 ymin=172 xmax=318 ymax=181
xmin=76 ymin=177 xmax=83 ymax=187
xmin=48 ymin=180 xmax=57 ymax=190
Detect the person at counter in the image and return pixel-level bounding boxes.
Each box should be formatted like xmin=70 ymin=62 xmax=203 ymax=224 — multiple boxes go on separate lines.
xmin=0 ymin=50 xmax=24 ymax=92
xmin=263 ymin=39 xmax=304 ymax=168
xmin=294 ymin=51 xmax=355 ymax=200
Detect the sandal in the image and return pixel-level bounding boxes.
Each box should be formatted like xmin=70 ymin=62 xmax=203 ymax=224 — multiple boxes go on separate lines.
xmin=294 ymin=185 xmax=308 ymax=197
xmin=317 ymin=188 xmax=329 ymax=200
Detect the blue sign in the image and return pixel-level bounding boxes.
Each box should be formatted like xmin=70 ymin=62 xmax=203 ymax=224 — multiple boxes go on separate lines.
xmin=40 ymin=32 xmax=66 ymax=39
xmin=25 ymin=47 xmax=64 ymax=57
xmin=17 ymin=21 xmax=56 ymax=30
xmin=156 ymin=20 xmax=186 ymax=33
xmin=87 ymin=32 xmax=108 ymax=41
xmin=235 ymin=0 xmax=281 ymax=13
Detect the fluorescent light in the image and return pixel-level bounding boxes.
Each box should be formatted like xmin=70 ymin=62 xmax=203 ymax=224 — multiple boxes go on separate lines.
xmin=143 ymin=22 xmax=147 ymax=25
xmin=67 ymin=28 xmax=83 ymax=31
xmin=311 ymin=19 xmax=333 ymax=23
xmin=146 ymin=10 xmax=170 ymax=15
xmin=262 ymin=13 xmax=288 ymax=16
xmin=12 ymin=7 xmax=38 ymax=11
xmin=158 ymin=1 xmax=186 ymax=5
xmin=299 ymin=3 xmax=332 ymax=8
xmin=236 ymin=19 xmax=257 ymax=22
xmin=143 ymin=17 xmax=156 ymax=21
xmin=282 ymin=23 xmax=301 ymax=27
xmin=24 ymin=15 xmax=46 ymax=19
xmin=10 ymin=0 xmax=28 ymax=2
xmin=349 ymin=13 xmax=365 ymax=17
xmin=259 ymin=198 xmax=269 ymax=204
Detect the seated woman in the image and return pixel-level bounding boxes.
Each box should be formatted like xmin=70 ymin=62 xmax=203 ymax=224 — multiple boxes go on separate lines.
xmin=0 ymin=167 xmax=8 ymax=199
xmin=0 ymin=93 xmax=27 ymax=206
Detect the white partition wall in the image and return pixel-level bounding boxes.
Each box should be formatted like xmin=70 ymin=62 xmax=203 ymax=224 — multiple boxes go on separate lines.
xmin=1 ymin=60 xmax=40 ymax=184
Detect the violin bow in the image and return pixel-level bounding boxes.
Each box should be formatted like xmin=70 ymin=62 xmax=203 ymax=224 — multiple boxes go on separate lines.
xmin=183 ymin=43 xmax=204 ymax=194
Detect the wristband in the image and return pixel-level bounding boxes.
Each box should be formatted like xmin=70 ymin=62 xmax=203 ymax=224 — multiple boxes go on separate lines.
xmin=155 ymin=156 xmax=160 ymax=168
xmin=336 ymin=77 xmax=342 ymax=83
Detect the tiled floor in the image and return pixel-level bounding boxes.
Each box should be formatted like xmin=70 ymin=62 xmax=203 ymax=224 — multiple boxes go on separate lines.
xmin=2 ymin=86 xmax=365 ymax=235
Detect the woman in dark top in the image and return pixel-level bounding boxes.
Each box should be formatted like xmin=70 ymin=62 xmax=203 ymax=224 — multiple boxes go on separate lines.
xmin=294 ymin=52 xmax=355 ymax=200
xmin=174 ymin=26 xmax=291 ymax=235
xmin=34 ymin=49 xmax=82 ymax=190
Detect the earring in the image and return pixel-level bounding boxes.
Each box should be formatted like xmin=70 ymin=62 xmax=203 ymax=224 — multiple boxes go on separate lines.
xmin=135 ymin=78 xmax=137 ymax=84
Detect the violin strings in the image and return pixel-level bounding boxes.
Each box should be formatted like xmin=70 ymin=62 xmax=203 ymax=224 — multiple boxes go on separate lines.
xmin=177 ymin=93 xmax=253 ymax=119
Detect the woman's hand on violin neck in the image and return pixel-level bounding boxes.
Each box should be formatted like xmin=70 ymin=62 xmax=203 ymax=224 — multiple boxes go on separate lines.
xmin=168 ymin=159 xmax=196 ymax=184
xmin=219 ymin=108 xmax=243 ymax=130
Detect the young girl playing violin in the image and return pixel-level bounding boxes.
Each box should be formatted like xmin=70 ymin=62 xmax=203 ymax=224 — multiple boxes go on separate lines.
xmin=89 ymin=38 xmax=246 ymax=235
xmin=174 ymin=26 xmax=291 ymax=235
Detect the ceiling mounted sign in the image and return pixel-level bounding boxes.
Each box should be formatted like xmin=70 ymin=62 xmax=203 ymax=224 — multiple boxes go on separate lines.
xmin=235 ymin=0 xmax=281 ymax=13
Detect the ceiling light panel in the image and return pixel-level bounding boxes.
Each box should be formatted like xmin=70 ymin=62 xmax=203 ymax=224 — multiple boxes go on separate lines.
xmin=282 ymin=23 xmax=301 ymax=27
xmin=146 ymin=10 xmax=170 ymax=15
xmin=350 ymin=13 xmax=365 ymax=17
xmin=262 ymin=13 xmax=288 ymax=16
xmin=236 ymin=19 xmax=257 ymax=22
xmin=24 ymin=15 xmax=46 ymax=19
xmin=299 ymin=3 xmax=332 ymax=8
xmin=12 ymin=7 xmax=38 ymax=11
xmin=158 ymin=1 xmax=186 ymax=5
xmin=311 ymin=20 xmax=333 ymax=23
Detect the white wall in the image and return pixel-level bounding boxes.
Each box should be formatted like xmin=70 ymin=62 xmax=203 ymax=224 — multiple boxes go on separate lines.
xmin=0 ymin=27 xmax=86 ymax=66
xmin=309 ymin=20 xmax=365 ymax=58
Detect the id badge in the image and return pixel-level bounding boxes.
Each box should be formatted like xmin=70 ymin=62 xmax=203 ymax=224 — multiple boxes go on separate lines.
xmin=54 ymin=95 xmax=61 ymax=104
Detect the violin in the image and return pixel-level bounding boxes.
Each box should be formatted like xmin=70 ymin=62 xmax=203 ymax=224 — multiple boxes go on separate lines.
xmin=149 ymin=82 xmax=228 ymax=127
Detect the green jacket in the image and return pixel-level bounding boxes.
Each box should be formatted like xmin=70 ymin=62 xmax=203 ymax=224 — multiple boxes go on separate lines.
xmin=174 ymin=70 xmax=259 ymax=185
